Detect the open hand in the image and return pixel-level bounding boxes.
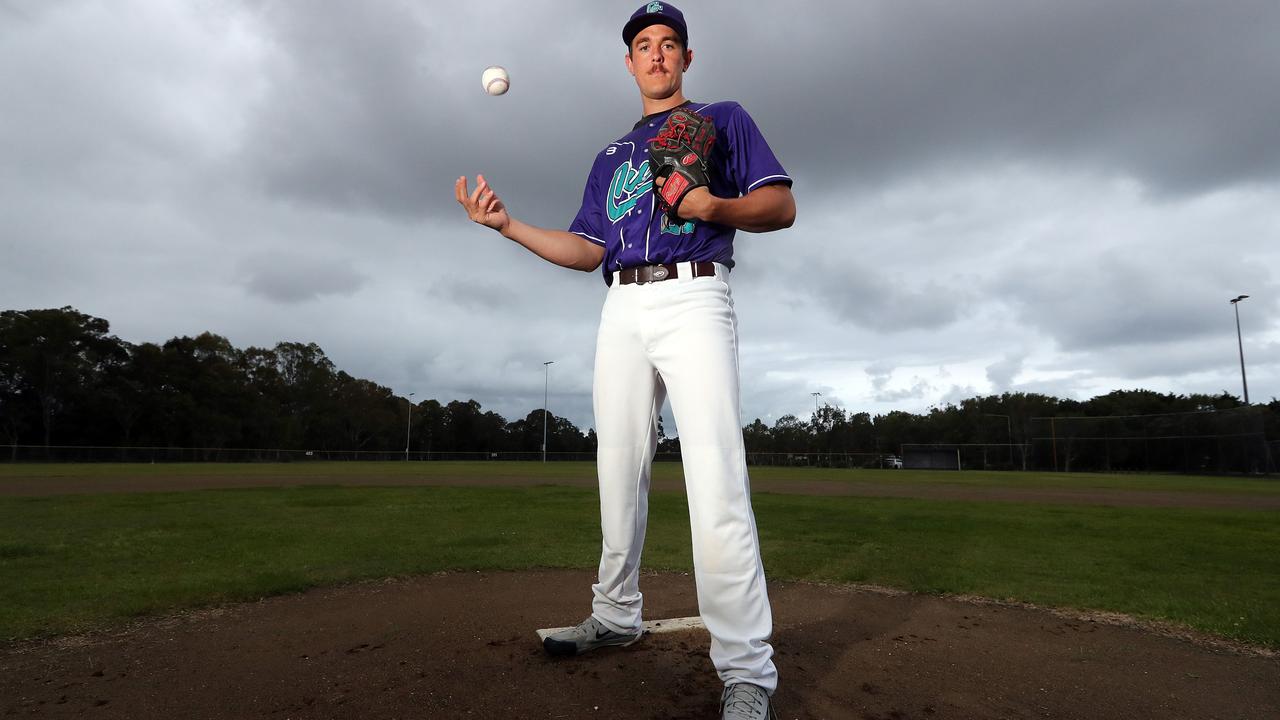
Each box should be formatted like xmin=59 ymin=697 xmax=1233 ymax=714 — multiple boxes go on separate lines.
xmin=455 ymin=174 xmax=510 ymax=232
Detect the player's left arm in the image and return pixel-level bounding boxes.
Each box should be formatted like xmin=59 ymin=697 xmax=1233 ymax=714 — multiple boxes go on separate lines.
xmin=675 ymin=183 xmax=795 ymax=233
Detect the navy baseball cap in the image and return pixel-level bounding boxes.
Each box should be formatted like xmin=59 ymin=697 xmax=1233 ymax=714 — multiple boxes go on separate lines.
xmin=623 ymin=2 xmax=688 ymax=48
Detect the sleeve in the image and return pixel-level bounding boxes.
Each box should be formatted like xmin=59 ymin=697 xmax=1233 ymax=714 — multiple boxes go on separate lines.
xmin=568 ymin=154 xmax=607 ymax=246
xmin=722 ymin=104 xmax=792 ymax=196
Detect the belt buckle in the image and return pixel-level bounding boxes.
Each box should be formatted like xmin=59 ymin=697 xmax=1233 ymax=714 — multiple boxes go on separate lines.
xmin=652 ymin=266 xmax=669 ymax=281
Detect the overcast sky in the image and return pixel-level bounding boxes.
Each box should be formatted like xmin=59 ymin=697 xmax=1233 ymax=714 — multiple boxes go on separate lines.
xmin=2 ymin=0 xmax=1277 ymax=434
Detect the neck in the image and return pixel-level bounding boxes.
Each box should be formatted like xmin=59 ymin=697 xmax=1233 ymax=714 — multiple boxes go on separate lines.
xmin=641 ymin=91 xmax=688 ymax=118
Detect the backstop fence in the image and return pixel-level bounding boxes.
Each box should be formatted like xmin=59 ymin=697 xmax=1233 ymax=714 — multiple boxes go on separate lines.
xmin=898 ymin=408 xmax=1274 ymax=475
xmin=1029 ymin=406 xmax=1275 ymax=474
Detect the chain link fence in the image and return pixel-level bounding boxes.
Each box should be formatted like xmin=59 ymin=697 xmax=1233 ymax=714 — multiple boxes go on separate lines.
xmin=4 ymin=445 xmax=898 ymax=469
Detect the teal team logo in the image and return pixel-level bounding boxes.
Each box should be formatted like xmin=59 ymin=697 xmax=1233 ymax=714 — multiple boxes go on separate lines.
xmin=660 ymin=214 xmax=695 ymax=236
xmin=607 ymin=159 xmax=653 ymax=222
xmin=647 ymin=2 xmax=663 ymax=13
xmin=607 ymin=159 xmax=694 ymax=235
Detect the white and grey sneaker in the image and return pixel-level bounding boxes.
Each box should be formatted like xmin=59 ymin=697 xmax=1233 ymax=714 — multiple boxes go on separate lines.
xmin=542 ymin=616 xmax=643 ymax=657
xmin=720 ymin=682 xmax=777 ymax=720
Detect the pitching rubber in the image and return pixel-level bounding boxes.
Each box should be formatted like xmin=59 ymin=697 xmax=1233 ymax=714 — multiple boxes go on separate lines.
xmin=535 ymin=615 xmax=705 ymax=642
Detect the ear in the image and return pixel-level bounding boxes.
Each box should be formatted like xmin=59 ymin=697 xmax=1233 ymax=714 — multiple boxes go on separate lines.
xmin=683 ymin=48 xmax=694 ymax=71
xmin=625 ymin=51 xmax=636 ymax=77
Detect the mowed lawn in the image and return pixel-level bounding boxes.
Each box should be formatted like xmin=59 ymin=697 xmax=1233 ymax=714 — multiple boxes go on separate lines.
xmin=0 ymin=463 xmax=1277 ymax=649
xmin=5 ymin=460 xmax=1280 ymax=495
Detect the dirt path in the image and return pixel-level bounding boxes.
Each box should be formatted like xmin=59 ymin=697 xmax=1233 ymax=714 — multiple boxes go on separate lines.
xmin=4 ymin=470 xmax=1279 ymax=510
xmin=2 ymin=569 xmax=1276 ymax=719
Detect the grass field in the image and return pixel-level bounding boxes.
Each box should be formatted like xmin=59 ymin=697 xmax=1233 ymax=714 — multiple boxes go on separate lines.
xmin=4 ymin=460 xmax=1279 ymax=495
xmin=1 ymin=463 xmax=1277 ymax=649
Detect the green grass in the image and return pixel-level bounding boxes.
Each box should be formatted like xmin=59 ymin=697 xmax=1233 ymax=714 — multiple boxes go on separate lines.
xmin=749 ymin=466 xmax=1280 ymax=496
xmin=0 ymin=460 xmax=591 ymax=479
xmin=1 ymin=482 xmax=1277 ymax=648
xmin=755 ymin=494 xmax=1280 ymax=646
xmin=2 ymin=460 xmax=1277 ymax=495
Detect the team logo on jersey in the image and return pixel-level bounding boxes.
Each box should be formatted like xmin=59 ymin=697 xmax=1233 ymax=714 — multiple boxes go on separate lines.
xmin=647 ymin=2 xmax=663 ymax=13
xmin=607 ymin=159 xmax=653 ymax=222
xmin=660 ymin=214 xmax=695 ymax=236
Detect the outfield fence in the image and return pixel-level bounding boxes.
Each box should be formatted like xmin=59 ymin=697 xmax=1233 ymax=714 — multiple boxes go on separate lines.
xmin=5 ymin=435 xmax=1273 ymax=476
xmin=899 ymin=408 xmax=1276 ymax=475
xmin=1028 ymin=406 xmax=1275 ymax=475
xmin=2 ymin=444 xmax=898 ymax=469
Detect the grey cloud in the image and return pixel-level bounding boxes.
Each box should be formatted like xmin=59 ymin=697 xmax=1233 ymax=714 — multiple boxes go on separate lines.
xmin=231 ymin=0 xmax=1280 ymax=226
xmin=1046 ymin=334 xmax=1279 ymax=388
xmin=235 ymin=2 xmax=631 ymax=227
xmin=866 ymin=361 xmax=895 ymax=392
xmin=425 ymin=279 xmax=523 ymax=314
xmin=4 ymin=0 xmax=1279 ymax=428
xmin=996 ymin=250 xmax=1279 ymax=352
xmin=941 ymin=385 xmax=982 ymax=406
xmin=985 ymin=353 xmax=1025 ymax=390
xmin=875 ymin=377 xmax=935 ymax=403
xmin=813 ymin=265 xmax=970 ymax=333
xmin=242 ymin=257 xmax=366 ymax=304
xmin=711 ymin=0 xmax=1280 ymax=198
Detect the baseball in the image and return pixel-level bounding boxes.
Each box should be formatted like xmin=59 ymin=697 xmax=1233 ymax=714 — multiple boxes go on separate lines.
xmin=482 ymin=65 xmax=509 ymax=96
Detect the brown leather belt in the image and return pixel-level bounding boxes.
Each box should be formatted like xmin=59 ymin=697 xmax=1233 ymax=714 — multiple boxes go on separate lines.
xmin=617 ymin=261 xmax=716 ymax=285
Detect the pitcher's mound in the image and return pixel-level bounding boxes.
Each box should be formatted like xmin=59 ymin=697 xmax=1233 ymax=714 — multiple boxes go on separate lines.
xmin=2 ymin=569 xmax=1277 ymax=719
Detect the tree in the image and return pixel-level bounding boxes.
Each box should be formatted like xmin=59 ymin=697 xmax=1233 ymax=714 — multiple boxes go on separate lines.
xmin=742 ymin=418 xmax=772 ymax=453
xmin=273 ymin=342 xmax=338 ymax=448
xmin=0 ymin=308 xmax=128 ymax=447
xmin=332 ymin=374 xmax=400 ymax=450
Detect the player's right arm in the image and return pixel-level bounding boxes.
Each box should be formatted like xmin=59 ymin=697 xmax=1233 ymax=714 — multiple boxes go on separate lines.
xmin=455 ymin=175 xmax=604 ymax=272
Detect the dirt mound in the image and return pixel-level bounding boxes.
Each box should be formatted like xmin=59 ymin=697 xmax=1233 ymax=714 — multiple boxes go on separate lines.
xmin=3 ymin=569 xmax=1277 ymax=719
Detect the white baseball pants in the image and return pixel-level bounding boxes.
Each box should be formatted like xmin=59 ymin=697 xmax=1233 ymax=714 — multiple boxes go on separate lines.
xmin=589 ymin=262 xmax=777 ymax=692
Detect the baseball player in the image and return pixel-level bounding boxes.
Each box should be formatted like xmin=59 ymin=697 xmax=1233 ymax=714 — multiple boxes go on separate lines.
xmin=454 ymin=4 xmax=794 ymax=718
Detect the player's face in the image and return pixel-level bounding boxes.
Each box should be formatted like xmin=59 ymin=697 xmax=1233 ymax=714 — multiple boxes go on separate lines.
xmin=625 ymin=24 xmax=693 ymax=101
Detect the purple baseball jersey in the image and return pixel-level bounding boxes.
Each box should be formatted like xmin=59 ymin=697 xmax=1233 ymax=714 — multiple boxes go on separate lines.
xmin=568 ymin=101 xmax=791 ymax=284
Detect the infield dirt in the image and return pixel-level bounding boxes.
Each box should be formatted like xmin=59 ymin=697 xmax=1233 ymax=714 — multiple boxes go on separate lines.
xmin=3 ymin=568 xmax=1277 ymax=719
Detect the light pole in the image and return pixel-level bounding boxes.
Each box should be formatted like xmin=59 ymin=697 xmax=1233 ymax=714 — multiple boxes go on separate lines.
xmin=810 ymin=391 xmax=822 ymax=418
xmin=542 ymin=361 xmax=554 ymax=463
xmin=404 ymin=392 xmax=415 ymax=461
xmin=1230 ymin=295 xmax=1250 ymax=405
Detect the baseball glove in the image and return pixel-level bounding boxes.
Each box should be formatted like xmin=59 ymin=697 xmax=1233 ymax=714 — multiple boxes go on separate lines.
xmin=647 ymin=107 xmax=717 ymax=222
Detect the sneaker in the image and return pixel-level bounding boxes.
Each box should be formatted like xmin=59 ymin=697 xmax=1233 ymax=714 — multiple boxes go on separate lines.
xmin=542 ymin=616 xmax=643 ymax=657
xmin=720 ymin=682 xmax=777 ymax=720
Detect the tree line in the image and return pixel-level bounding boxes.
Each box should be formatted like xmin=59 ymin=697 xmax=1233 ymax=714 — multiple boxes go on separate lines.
xmin=0 ymin=307 xmax=591 ymax=455
xmin=2 ymin=308 xmax=1275 ymax=469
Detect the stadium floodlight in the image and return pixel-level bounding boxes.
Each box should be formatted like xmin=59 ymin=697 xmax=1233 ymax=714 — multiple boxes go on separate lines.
xmin=543 ymin=361 xmax=555 ymax=463
xmin=404 ymin=392 xmax=416 ymax=460
xmin=1229 ymin=295 xmax=1250 ymax=405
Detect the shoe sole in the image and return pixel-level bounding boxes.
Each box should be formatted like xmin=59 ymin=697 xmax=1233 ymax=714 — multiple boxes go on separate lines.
xmin=542 ymin=632 xmax=643 ymax=657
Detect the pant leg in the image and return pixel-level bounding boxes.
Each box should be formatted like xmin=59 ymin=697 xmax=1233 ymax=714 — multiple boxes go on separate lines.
xmin=590 ymin=283 xmax=665 ymax=634
xmin=647 ymin=272 xmax=777 ymax=692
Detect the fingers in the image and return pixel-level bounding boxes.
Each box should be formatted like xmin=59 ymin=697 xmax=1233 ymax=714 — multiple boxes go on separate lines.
xmin=455 ymin=174 xmax=505 ymax=225
xmin=454 ymin=176 xmax=470 ymax=205
xmin=474 ymin=174 xmax=500 ymax=213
